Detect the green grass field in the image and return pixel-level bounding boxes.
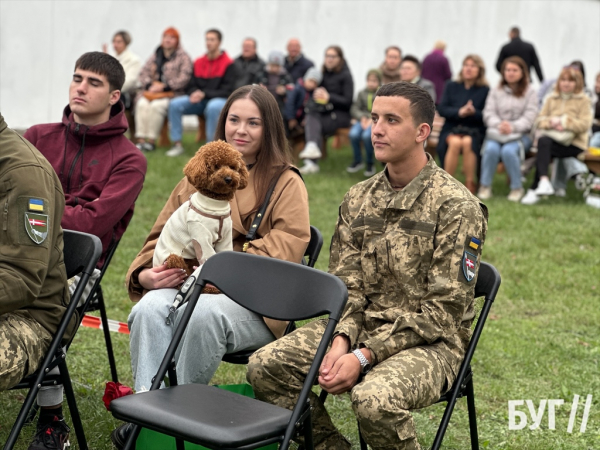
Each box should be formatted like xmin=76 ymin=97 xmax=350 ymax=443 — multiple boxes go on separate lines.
xmin=1 ymin=133 xmax=599 ymax=449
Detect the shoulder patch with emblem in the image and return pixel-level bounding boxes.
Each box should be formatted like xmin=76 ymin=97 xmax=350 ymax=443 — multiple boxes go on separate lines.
xmin=25 ymin=212 xmax=48 ymax=244
xmin=462 ymin=250 xmax=478 ymax=282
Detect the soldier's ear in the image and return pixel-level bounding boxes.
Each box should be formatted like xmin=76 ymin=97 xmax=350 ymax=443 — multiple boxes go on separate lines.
xmin=416 ymin=123 xmax=430 ymax=144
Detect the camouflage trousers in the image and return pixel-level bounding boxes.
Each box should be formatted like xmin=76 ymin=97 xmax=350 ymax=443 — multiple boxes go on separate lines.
xmin=248 ymin=320 xmax=453 ymax=450
xmin=0 ymin=313 xmax=52 ymax=391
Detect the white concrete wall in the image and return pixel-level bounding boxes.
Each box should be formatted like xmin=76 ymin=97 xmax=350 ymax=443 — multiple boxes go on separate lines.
xmin=1 ymin=0 xmax=599 ymax=129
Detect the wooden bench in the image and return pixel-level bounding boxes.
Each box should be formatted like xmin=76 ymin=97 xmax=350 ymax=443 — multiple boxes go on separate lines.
xmin=320 ymin=127 xmax=350 ymax=160
xmin=158 ymin=115 xmax=207 ymax=148
xmin=580 ymin=150 xmax=600 ymax=174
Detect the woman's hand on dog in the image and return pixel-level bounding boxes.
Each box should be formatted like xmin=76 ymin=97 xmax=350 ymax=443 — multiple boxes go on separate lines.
xmin=138 ymin=264 xmax=188 ymax=290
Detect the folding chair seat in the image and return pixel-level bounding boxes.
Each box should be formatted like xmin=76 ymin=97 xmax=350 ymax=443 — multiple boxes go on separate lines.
xmin=79 ymin=238 xmax=121 ymax=382
xmin=110 ymin=251 xmax=348 ymax=450
xmin=4 ymin=230 xmax=102 ymax=450
xmin=343 ymin=261 xmax=501 ymax=450
xmin=221 ymin=225 xmax=323 ymax=365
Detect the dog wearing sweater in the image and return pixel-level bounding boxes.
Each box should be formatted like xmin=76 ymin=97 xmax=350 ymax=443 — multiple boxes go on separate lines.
xmin=153 ymin=141 xmax=249 ymax=292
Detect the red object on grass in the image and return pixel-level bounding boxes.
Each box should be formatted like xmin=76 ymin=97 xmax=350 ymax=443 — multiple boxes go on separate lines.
xmin=103 ymin=381 xmax=134 ymax=411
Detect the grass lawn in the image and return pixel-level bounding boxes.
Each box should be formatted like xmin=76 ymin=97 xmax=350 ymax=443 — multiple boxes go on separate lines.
xmin=1 ymin=133 xmax=599 ymax=449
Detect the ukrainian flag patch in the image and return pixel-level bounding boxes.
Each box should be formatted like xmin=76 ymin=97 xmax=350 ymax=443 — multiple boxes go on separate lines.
xmin=28 ymin=198 xmax=44 ymax=212
xmin=469 ymin=237 xmax=480 ymax=250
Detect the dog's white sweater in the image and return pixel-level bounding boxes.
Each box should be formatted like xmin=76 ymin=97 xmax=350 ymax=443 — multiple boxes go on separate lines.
xmin=153 ymin=192 xmax=233 ymax=268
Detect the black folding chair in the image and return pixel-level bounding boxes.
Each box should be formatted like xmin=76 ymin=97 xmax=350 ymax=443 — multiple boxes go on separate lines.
xmin=221 ymin=225 xmax=323 ymax=365
xmin=4 ymin=230 xmax=102 ymax=450
xmin=110 ymin=251 xmax=348 ymax=450
xmin=79 ymin=238 xmax=121 ymax=382
xmin=345 ymin=261 xmax=501 ymax=450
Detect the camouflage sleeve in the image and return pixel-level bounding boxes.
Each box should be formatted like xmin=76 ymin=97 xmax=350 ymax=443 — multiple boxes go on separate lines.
xmin=329 ymin=194 xmax=368 ymax=346
xmin=0 ymin=166 xmax=60 ymax=315
xmin=361 ymin=200 xmax=488 ymax=364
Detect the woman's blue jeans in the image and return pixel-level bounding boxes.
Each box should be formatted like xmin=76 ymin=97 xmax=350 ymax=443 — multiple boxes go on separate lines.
xmin=480 ymin=136 xmax=532 ymax=189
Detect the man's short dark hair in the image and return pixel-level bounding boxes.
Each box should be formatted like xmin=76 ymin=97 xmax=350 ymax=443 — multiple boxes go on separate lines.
xmin=206 ymin=28 xmax=222 ymax=42
xmin=401 ymin=55 xmax=421 ymax=71
xmin=75 ymin=52 xmax=125 ymax=92
xmin=510 ymin=26 xmax=520 ymax=37
xmin=375 ymin=81 xmax=434 ymax=128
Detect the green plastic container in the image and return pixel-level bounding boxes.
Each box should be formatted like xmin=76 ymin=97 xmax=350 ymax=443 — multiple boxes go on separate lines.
xmin=135 ymin=384 xmax=278 ymax=450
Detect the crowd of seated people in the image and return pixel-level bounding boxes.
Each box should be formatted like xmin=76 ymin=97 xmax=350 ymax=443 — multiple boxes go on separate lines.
xmin=108 ymin=25 xmax=596 ymax=197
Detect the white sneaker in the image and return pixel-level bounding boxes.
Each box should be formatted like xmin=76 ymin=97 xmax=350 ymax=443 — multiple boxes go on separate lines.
xmin=535 ymin=178 xmax=555 ymax=196
xmin=299 ymin=159 xmax=320 ymax=174
xmin=477 ymin=186 xmax=492 ymax=200
xmin=298 ymin=141 xmax=322 ymax=159
xmin=521 ymin=189 xmax=540 ymax=205
xmin=555 ymin=188 xmax=566 ymax=198
xmin=507 ymin=188 xmax=524 ymax=202
xmin=166 ymin=144 xmax=184 ymax=157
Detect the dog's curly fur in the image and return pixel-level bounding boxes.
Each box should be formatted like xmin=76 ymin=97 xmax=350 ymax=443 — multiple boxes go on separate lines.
xmin=184 ymin=140 xmax=249 ymax=201
xmin=165 ymin=140 xmax=249 ymax=293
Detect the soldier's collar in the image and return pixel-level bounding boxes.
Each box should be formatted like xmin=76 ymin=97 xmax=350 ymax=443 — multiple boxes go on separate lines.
xmin=389 ymin=154 xmax=436 ymax=210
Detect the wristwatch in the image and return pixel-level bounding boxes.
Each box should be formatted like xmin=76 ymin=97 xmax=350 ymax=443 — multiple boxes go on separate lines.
xmin=352 ymin=349 xmax=372 ymax=374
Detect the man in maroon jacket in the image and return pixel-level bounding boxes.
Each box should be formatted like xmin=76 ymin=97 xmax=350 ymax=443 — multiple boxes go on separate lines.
xmin=166 ymin=28 xmax=238 ymax=156
xmin=24 ymin=51 xmax=147 ymax=450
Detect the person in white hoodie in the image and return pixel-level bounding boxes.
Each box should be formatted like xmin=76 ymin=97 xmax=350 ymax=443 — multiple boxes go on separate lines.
xmin=104 ymin=30 xmax=142 ymax=107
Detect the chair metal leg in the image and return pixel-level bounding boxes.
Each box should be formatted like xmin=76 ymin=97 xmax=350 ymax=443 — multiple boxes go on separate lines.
xmin=25 ymin=402 xmax=40 ymax=425
xmin=302 ymin=399 xmax=314 ymax=450
xmin=432 ymin=391 xmax=460 ymax=450
xmin=60 ymin=360 xmax=87 ymax=450
xmin=97 ymin=287 xmax=119 ymax=383
xmin=175 ymin=437 xmax=185 ymax=450
xmin=357 ymin=421 xmax=368 ymax=450
xmin=123 ymin=424 xmax=142 ymax=450
xmin=3 ymin=381 xmax=42 ymax=450
xmin=465 ymin=378 xmax=479 ymax=450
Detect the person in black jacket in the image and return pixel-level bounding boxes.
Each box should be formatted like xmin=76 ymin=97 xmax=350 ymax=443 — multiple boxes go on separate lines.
xmin=285 ymin=38 xmax=314 ymax=82
xmin=232 ymin=38 xmax=265 ymax=89
xmin=496 ymin=27 xmax=544 ymax=82
xmin=298 ymin=45 xmax=354 ymax=174
xmin=437 ymin=54 xmax=490 ymax=193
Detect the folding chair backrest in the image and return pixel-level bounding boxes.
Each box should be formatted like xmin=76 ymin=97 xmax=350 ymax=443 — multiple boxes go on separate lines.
xmin=199 ymin=251 xmax=348 ymax=322
xmin=77 ymin=238 xmax=120 ymax=317
xmin=463 ymin=261 xmax=501 ymax=361
xmin=303 ymin=225 xmax=324 ymax=267
xmin=222 ymin=226 xmax=323 ymax=363
xmin=63 ymin=230 xmax=103 ymax=280
xmin=474 ymin=262 xmax=501 ymax=302
xmin=60 ymin=230 xmax=103 ymax=346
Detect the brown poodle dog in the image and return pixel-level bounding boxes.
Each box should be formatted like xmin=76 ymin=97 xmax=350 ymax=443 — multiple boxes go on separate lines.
xmin=153 ymin=140 xmax=249 ymax=293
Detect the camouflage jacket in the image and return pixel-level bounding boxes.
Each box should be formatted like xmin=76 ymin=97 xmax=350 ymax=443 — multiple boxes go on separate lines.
xmin=330 ymin=155 xmax=488 ymax=377
xmin=0 ymin=114 xmax=74 ymax=341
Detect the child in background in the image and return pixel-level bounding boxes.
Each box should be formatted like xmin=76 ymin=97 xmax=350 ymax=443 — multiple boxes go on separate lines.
xmin=348 ymin=69 xmax=381 ymax=176
xmin=255 ymin=50 xmax=294 ymax=115
xmin=284 ymin=67 xmax=323 ymax=138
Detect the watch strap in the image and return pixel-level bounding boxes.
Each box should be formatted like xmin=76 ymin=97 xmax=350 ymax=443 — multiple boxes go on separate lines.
xmin=352 ymin=349 xmax=371 ymax=374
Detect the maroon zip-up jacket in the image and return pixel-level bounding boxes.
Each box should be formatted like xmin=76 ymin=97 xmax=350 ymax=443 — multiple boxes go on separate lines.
xmin=24 ymin=102 xmax=147 ymax=267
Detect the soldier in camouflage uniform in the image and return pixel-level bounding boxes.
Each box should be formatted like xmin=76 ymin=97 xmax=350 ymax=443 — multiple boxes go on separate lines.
xmin=248 ymin=82 xmax=488 ymax=450
xmin=0 ymin=113 xmax=70 ymax=391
